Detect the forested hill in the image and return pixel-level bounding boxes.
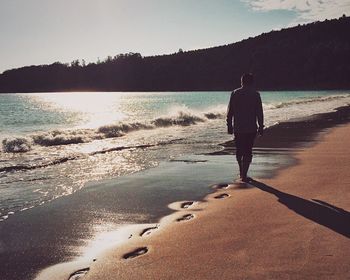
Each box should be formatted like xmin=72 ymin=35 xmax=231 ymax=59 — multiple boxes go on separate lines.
xmin=1 ymin=16 xmax=349 ymax=93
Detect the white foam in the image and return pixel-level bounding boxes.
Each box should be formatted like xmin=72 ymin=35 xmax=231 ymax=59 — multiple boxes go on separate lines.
xmin=1 ymin=109 xmax=224 ymax=152
xmin=2 ymin=137 xmax=32 ymax=153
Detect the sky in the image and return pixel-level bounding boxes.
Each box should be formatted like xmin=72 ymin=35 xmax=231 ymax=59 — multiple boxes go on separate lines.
xmin=0 ymin=0 xmax=349 ymax=73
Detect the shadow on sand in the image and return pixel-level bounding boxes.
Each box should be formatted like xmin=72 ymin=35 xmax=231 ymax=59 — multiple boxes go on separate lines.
xmin=249 ymin=180 xmax=350 ymax=238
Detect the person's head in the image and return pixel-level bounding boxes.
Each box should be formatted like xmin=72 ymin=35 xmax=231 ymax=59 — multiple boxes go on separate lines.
xmin=241 ymin=73 xmax=254 ymax=87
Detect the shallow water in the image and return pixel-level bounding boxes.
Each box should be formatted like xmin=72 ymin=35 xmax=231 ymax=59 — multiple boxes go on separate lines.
xmin=1 ymin=90 xmax=350 ymax=221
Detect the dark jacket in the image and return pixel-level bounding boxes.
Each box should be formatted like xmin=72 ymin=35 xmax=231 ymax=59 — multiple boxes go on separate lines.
xmin=226 ymin=86 xmax=264 ymax=133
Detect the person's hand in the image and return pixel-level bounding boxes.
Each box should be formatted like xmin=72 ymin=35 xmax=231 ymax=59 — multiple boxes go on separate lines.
xmin=258 ymin=126 xmax=264 ymax=136
xmin=228 ymin=127 xmax=233 ymax=134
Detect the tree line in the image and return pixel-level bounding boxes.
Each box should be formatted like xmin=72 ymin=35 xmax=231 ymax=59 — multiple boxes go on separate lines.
xmin=0 ymin=16 xmax=349 ymax=92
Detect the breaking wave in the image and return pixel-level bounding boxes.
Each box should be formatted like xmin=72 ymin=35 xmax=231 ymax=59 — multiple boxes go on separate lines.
xmin=2 ymin=138 xmax=32 ymax=153
xmin=204 ymin=112 xmax=223 ymax=119
xmin=2 ymin=110 xmax=224 ymax=153
xmin=153 ymin=111 xmax=206 ymax=127
xmin=98 ymin=122 xmax=153 ymax=137
xmin=32 ymin=130 xmax=95 ymax=146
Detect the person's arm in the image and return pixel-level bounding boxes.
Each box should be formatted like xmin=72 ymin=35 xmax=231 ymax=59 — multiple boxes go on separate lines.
xmin=226 ymin=92 xmax=234 ymax=134
xmin=256 ymin=93 xmax=264 ymax=136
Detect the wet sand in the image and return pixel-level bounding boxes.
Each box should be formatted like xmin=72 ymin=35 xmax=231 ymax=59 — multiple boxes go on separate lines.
xmin=80 ymin=123 xmax=350 ymax=280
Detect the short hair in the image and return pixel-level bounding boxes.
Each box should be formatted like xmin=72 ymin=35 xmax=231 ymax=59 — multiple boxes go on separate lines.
xmin=241 ymin=73 xmax=254 ymax=86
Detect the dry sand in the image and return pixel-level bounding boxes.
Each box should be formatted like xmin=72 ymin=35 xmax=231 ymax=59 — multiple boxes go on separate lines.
xmin=80 ymin=124 xmax=350 ymax=280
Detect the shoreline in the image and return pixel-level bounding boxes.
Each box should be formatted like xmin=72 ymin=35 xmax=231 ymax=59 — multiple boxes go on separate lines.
xmin=78 ymin=123 xmax=350 ymax=280
xmin=35 ymin=107 xmax=350 ymax=280
xmin=0 ymin=106 xmax=349 ymax=280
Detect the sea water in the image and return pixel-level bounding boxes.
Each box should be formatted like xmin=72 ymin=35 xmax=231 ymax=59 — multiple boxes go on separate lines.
xmin=1 ymin=90 xmax=350 ymax=221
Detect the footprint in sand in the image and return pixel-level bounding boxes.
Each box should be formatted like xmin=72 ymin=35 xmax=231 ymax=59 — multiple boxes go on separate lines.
xmin=214 ymin=193 xmax=229 ymax=199
xmin=123 ymin=247 xmax=149 ymax=259
xmin=176 ymin=214 xmax=194 ymax=222
xmin=140 ymin=225 xmax=159 ymax=237
xmin=181 ymin=201 xmax=195 ymax=209
xmin=213 ymin=183 xmax=229 ymax=190
xmin=69 ymin=268 xmax=90 ymax=280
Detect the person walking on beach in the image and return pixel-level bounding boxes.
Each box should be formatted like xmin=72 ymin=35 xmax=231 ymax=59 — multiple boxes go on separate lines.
xmin=227 ymin=73 xmax=264 ymax=182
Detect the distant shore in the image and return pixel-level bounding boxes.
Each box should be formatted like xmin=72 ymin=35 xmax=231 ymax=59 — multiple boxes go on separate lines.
xmin=1 ymin=17 xmax=350 ymax=93
xmin=77 ymin=122 xmax=350 ymax=280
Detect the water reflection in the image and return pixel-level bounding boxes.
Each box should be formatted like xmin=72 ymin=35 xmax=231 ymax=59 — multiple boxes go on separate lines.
xmin=29 ymin=92 xmax=127 ymax=128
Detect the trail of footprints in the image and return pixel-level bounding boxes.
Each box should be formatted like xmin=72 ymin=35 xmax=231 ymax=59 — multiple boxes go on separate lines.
xmin=122 ymin=185 xmax=230 ymax=260
xmin=69 ymin=184 xmax=230 ymax=279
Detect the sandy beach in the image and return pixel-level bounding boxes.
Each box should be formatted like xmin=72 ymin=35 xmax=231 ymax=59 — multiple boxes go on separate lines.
xmin=1 ymin=5 xmax=350 ymax=280
xmin=70 ymin=123 xmax=350 ymax=280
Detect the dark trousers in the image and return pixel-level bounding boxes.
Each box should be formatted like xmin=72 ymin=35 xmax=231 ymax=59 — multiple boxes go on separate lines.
xmin=234 ymin=132 xmax=256 ymax=163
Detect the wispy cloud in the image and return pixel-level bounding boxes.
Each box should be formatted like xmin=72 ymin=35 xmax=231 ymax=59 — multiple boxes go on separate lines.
xmin=243 ymin=0 xmax=350 ymax=25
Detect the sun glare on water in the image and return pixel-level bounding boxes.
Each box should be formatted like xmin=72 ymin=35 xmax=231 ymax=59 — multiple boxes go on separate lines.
xmin=29 ymin=92 xmax=127 ymax=128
